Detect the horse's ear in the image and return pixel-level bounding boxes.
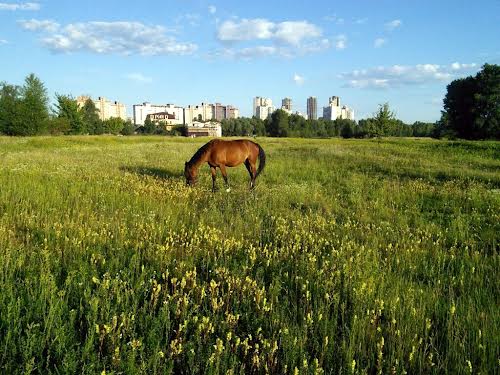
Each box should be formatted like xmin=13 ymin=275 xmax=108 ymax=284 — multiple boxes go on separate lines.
xmin=185 ymin=161 xmax=188 ymax=166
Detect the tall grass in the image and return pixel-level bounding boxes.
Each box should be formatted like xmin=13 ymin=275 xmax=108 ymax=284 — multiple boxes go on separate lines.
xmin=0 ymin=136 xmax=498 ymax=374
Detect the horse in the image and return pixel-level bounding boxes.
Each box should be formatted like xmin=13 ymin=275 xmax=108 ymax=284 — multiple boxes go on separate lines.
xmin=184 ymin=139 xmax=266 ymax=191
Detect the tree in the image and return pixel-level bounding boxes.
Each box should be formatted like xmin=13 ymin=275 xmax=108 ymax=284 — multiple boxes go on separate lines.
xmin=0 ymin=83 xmax=22 ymax=135
xmin=103 ymin=117 xmax=125 ymax=135
xmin=268 ymin=109 xmax=289 ymax=137
xmin=472 ymin=64 xmax=500 ymax=139
xmin=440 ymin=64 xmax=499 ymax=139
xmin=18 ymin=74 xmax=49 ymax=135
xmin=81 ymin=98 xmax=102 ymax=134
xmin=372 ymin=103 xmax=396 ymax=137
xmin=143 ymin=117 xmax=156 ymax=134
xmin=120 ymin=119 xmax=135 ymax=135
xmin=55 ymin=94 xmax=84 ymax=134
xmin=441 ymin=77 xmax=477 ymax=139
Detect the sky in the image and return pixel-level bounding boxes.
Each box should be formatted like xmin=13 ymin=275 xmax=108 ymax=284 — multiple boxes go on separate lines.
xmin=0 ymin=0 xmax=499 ymax=123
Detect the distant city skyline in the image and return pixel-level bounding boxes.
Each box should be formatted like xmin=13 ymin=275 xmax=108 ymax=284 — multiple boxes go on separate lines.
xmin=1 ymin=0 xmax=499 ymax=123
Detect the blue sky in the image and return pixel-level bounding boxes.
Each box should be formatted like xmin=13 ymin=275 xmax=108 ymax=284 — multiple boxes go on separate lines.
xmin=1 ymin=0 xmax=499 ymax=122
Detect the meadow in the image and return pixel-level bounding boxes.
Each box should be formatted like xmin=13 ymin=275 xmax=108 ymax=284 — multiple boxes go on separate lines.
xmin=0 ymin=136 xmax=498 ymax=374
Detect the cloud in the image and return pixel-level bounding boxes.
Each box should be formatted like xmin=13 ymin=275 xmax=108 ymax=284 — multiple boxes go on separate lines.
xmin=0 ymin=2 xmax=39 ymax=10
xmin=19 ymin=20 xmax=198 ymax=55
xmin=323 ymin=15 xmax=344 ymax=25
xmin=293 ymin=73 xmax=305 ymax=86
xmin=18 ymin=19 xmax=60 ymax=32
xmin=354 ymin=17 xmax=368 ymax=25
xmin=374 ymin=38 xmax=386 ymax=48
xmin=208 ymin=5 xmax=216 ymax=14
xmin=0 ymin=39 xmax=8 ymax=44
xmin=214 ymin=18 xmax=329 ymax=59
xmin=217 ymin=18 xmax=322 ymax=46
xmin=340 ymin=63 xmax=478 ymax=89
xmin=335 ymin=34 xmax=347 ymax=50
xmin=211 ymin=38 xmax=331 ymax=60
xmin=126 ymin=73 xmax=153 ymax=84
xmin=385 ymin=19 xmax=402 ymax=31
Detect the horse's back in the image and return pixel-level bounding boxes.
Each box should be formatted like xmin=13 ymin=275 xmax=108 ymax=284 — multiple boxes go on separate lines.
xmin=206 ymin=139 xmax=258 ymax=166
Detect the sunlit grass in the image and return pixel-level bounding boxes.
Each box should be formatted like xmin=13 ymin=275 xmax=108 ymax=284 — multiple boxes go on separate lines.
xmin=0 ymin=136 xmax=499 ymax=374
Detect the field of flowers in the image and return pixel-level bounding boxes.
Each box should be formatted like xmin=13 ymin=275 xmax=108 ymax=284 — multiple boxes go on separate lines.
xmin=0 ymin=136 xmax=499 ymax=374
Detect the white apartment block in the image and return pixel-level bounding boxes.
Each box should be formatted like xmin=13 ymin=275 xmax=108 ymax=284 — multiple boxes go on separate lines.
xmin=184 ymin=103 xmax=215 ymax=124
xmin=322 ymin=96 xmax=355 ymax=121
xmin=77 ymin=96 xmax=127 ymax=121
xmin=133 ymin=102 xmax=184 ymax=126
xmin=253 ymin=97 xmax=275 ymax=120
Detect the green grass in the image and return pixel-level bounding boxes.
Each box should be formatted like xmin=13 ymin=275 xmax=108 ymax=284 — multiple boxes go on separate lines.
xmin=0 ymin=136 xmax=499 ymax=374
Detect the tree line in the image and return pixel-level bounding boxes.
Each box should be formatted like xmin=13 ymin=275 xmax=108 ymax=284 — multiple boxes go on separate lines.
xmin=221 ymin=104 xmax=436 ymax=139
xmin=0 ymin=74 xmax=134 ymax=136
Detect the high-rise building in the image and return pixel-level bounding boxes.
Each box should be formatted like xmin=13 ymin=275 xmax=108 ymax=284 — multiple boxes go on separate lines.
xmin=281 ymin=98 xmax=292 ymax=112
xmin=307 ymin=97 xmax=317 ymax=120
xmin=253 ymin=97 xmax=275 ymax=120
xmin=132 ymin=102 xmax=184 ymax=125
xmin=322 ymin=96 xmax=354 ymax=121
xmin=77 ymin=96 xmax=127 ymax=121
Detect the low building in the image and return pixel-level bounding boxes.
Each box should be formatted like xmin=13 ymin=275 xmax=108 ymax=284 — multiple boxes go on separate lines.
xmin=133 ymin=102 xmax=184 ymax=126
xmin=186 ymin=121 xmax=222 ymax=138
xmin=77 ymin=96 xmax=127 ymax=121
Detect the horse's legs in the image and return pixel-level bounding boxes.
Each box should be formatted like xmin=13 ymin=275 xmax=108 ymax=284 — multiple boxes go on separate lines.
xmin=245 ymin=160 xmax=256 ymax=190
xmin=219 ymin=165 xmax=230 ymax=190
xmin=210 ymin=166 xmax=217 ymax=192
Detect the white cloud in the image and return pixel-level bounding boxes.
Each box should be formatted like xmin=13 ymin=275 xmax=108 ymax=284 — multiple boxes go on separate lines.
xmin=217 ymin=18 xmax=322 ymax=46
xmin=126 ymin=73 xmax=153 ymax=84
xmin=0 ymin=2 xmax=39 ymax=10
xmin=335 ymin=34 xmax=347 ymax=50
xmin=323 ymin=14 xmax=344 ymax=25
xmin=19 ymin=20 xmax=197 ymax=56
xmin=293 ymin=73 xmax=305 ymax=86
xmin=451 ymin=62 xmax=477 ymax=70
xmin=214 ymin=17 xmax=328 ymax=58
xmin=354 ymin=17 xmax=368 ymax=25
xmin=208 ymin=5 xmax=216 ymax=14
xmin=212 ymin=38 xmax=331 ymax=60
xmin=217 ymin=18 xmax=275 ymax=41
xmin=340 ymin=63 xmax=478 ymax=89
xmin=18 ymin=19 xmax=60 ymax=32
xmin=385 ymin=19 xmax=402 ymax=31
xmin=0 ymin=39 xmax=7 ymax=44
xmin=374 ymin=38 xmax=386 ymax=48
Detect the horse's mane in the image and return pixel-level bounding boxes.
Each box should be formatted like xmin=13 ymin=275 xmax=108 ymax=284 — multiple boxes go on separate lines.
xmin=187 ymin=140 xmax=214 ymax=166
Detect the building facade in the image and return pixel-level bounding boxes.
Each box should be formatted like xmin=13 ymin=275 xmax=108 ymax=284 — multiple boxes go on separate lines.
xmin=133 ymin=102 xmax=184 ymax=126
xmin=322 ymin=96 xmax=355 ymax=121
xmin=307 ymin=96 xmax=317 ymax=120
xmin=77 ymin=96 xmax=127 ymax=121
xmin=186 ymin=121 xmax=222 ymax=137
xmin=281 ymin=97 xmax=292 ymax=112
xmin=253 ymin=97 xmax=275 ymax=120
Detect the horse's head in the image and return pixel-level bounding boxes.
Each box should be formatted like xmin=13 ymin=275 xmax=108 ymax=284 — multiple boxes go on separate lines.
xmin=184 ymin=162 xmax=197 ymax=186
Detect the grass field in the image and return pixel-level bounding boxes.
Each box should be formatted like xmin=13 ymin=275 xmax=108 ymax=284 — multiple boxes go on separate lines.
xmin=0 ymin=136 xmax=499 ymax=374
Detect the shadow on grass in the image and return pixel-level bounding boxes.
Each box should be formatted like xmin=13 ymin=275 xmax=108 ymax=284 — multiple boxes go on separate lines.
xmin=121 ymin=166 xmax=183 ymax=180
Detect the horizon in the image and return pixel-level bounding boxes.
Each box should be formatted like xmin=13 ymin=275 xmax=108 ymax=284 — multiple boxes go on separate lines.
xmin=1 ymin=0 xmax=499 ymax=123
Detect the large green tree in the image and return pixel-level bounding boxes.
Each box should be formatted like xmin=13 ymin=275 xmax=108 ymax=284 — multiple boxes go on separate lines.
xmin=55 ymin=94 xmax=85 ymax=134
xmin=0 ymin=83 xmax=22 ymax=135
xmin=18 ymin=74 xmax=49 ymax=135
xmin=440 ymin=64 xmax=499 ymax=139
xmin=267 ymin=109 xmax=289 ymax=137
xmin=81 ymin=98 xmax=103 ymax=135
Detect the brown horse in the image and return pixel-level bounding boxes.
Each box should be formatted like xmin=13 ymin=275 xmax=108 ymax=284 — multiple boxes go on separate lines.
xmin=184 ymin=139 xmax=266 ymax=191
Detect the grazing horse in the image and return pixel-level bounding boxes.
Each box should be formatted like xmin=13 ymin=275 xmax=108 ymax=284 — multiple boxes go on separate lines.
xmin=184 ymin=139 xmax=266 ymax=191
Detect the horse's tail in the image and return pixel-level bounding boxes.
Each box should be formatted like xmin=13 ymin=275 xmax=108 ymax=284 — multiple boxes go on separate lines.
xmin=256 ymin=143 xmax=266 ymax=178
